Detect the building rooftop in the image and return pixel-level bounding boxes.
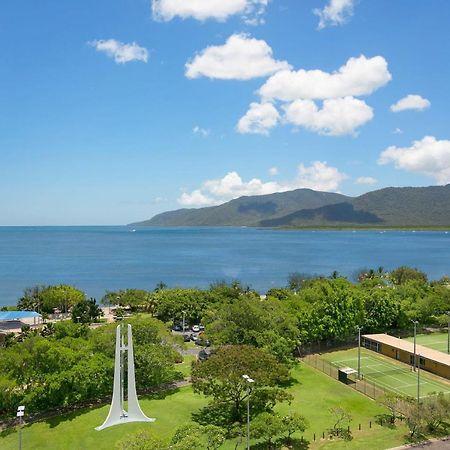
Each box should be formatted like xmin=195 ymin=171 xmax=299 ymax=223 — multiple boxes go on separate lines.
xmin=0 ymin=310 xmax=42 ymax=321
xmin=363 ymin=333 xmax=450 ymax=367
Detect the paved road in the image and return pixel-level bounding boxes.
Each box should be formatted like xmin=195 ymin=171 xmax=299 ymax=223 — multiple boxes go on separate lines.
xmin=390 ymin=436 xmax=450 ymax=449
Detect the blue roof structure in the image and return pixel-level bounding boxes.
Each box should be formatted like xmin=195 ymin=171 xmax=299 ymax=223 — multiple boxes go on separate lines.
xmin=0 ymin=311 xmax=42 ymax=321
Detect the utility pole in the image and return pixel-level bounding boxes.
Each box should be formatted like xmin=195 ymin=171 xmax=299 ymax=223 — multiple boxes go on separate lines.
xmin=182 ymin=310 xmax=186 ymax=334
xmin=417 ymin=353 xmax=421 ymax=404
xmin=17 ymin=405 xmax=25 ymax=450
xmin=242 ymin=375 xmax=255 ymax=450
xmin=411 ymin=320 xmax=418 ymax=371
xmin=357 ymin=326 xmax=363 ymax=380
xmin=446 ymin=312 xmax=450 ymax=355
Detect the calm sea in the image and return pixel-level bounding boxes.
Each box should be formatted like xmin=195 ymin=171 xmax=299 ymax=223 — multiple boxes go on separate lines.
xmin=0 ymin=226 xmax=449 ymax=307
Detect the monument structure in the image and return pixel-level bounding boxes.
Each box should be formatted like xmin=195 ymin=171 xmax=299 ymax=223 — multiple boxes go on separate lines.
xmin=96 ymin=323 xmax=155 ymax=430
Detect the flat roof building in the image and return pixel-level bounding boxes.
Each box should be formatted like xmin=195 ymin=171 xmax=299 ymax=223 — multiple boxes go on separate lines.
xmin=362 ymin=333 xmax=450 ymax=380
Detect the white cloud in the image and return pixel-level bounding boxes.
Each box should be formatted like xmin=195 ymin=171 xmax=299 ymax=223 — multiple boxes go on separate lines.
xmin=89 ymin=39 xmax=148 ymax=64
xmin=269 ymin=167 xmax=279 ymax=176
xmin=237 ymin=102 xmax=280 ymax=135
xmin=193 ymin=126 xmax=210 ymax=137
xmin=178 ymin=161 xmax=347 ymax=206
xmin=355 ymin=176 xmax=377 ymax=185
xmin=284 ymin=96 xmax=374 ymax=136
xmin=378 ymin=136 xmax=450 ymax=184
xmin=392 ymin=128 xmax=403 ymax=135
xmin=152 ymin=0 xmax=268 ymax=23
xmin=390 ymin=94 xmax=431 ymax=112
xmin=314 ymin=0 xmax=355 ymax=30
xmin=259 ymin=55 xmax=391 ymax=102
xmin=178 ymin=189 xmax=216 ymax=206
xmin=186 ymin=33 xmax=290 ymax=80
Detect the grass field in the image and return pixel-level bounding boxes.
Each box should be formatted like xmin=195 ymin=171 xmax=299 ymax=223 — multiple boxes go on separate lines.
xmin=405 ymin=332 xmax=450 ymax=353
xmin=323 ymin=348 xmax=450 ymax=399
xmin=0 ymin=364 xmax=408 ymax=450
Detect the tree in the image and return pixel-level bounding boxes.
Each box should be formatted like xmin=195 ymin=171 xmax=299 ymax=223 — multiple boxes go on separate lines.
xmin=205 ymin=296 xmax=300 ymax=363
xmin=191 ymin=345 xmax=291 ymax=422
xmin=115 ymin=430 xmax=166 ymax=450
xmin=170 ymin=424 xmax=204 ymax=450
xmin=282 ymin=411 xmax=308 ymax=443
xmin=379 ymin=392 xmax=403 ymax=423
xmin=71 ymin=298 xmax=103 ymax=323
xmin=389 ymin=266 xmax=428 ymax=286
xmin=328 ymin=407 xmax=352 ymax=440
xmin=251 ymin=412 xmax=284 ymax=449
xmin=287 ymin=272 xmax=315 ymax=292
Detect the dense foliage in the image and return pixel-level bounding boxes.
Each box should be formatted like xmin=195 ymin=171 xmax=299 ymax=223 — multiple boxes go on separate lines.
xmin=0 ymin=316 xmax=182 ymax=419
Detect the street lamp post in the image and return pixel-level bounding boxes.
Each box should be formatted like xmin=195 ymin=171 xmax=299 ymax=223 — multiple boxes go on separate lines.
xmin=17 ymin=405 xmax=25 ymax=450
xmin=182 ymin=310 xmax=186 ymax=334
xmin=411 ymin=320 xmax=418 ymax=371
xmin=357 ymin=326 xmax=363 ymax=380
xmin=445 ymin=312 xmax=450 ymax=355
xmin=242 ymin=375 xmax=255 ymax=450
xmin=417 ymin=353 xmax=421 ymax=404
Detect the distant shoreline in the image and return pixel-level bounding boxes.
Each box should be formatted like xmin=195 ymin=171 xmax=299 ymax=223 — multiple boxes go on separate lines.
xmin=273 ymin=225 xmax=450 ymax=231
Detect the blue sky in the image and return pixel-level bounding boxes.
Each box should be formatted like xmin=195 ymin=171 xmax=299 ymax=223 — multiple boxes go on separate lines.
xmin=1 ymin=0 xmax=449 ymax=225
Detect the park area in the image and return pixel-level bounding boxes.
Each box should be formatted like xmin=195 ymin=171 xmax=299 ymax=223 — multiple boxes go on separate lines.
xmin=0 ymin=364 xmax=407 ymax=450
xmin=322 ymin=347 xmax=450 ymax=399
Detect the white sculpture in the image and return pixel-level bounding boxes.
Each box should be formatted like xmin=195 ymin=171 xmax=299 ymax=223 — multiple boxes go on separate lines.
xmin=96 ymin=323 xmax=155 ymax=430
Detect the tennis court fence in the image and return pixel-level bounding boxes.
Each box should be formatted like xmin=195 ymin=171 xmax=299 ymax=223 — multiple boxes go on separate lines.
xmin=302 ymin=354 xmax=388 ymax=401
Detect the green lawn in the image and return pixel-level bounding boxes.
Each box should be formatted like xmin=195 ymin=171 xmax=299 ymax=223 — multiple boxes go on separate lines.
xmin=0 ymin=363 xmax=408 ymax=450
xmin=323 ymin=348 xmax=450 ymax=398
xmin=405 ymin=332 xmax=450 ymax=353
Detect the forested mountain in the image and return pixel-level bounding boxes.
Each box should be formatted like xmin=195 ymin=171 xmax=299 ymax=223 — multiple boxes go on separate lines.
xmin=131 ymin=185 xmax=450 ymax=228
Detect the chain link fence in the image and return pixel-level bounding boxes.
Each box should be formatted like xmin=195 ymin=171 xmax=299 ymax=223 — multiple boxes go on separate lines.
xmin=302 ymin=354 xmax=387 ymax=401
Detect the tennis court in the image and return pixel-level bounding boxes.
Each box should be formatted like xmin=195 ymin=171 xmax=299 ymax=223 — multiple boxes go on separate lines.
xmin=405 ymin=332 xmax=450 ymax=353
xmin=323 ymin=347 xmax=450 ymax=399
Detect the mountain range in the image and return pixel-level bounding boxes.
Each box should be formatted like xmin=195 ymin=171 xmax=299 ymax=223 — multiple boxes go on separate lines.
xmin=130 ymin=185 xmax=450 ymax=228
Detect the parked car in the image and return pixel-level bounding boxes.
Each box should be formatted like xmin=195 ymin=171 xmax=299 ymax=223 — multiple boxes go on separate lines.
xmin=172 ymin=324 xmax=182 ymax=332
xmin=199 ymin=324 xmax=205 ymax=331
xmin=196 ymin=339 xmax=211 ymax=347
xmin=183 ymin=334 xmax=191 ymax=342
xmin=192 ymin=325 xmax=200 ymax=332
xmin=198 ymin=349 xmax=210 ymax=361
xmin=190 ymin=334 xmax=199 ymax=342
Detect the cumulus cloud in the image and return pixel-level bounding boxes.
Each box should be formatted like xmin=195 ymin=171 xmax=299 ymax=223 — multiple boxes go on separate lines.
xmin=178 ymin=161 xmax=347 ymax=206
xmin=89 ymin=39 xmax=148 ymax=64
xmin=237 ymin=102 xmax=280 ymax=135
xmin=314 ymin=0 xmax=355 ymax=29
xmin=193 ymin=126 xmax=210 ymax=137
xmin=283 ymin=96 xmax=374 ymax=136
xmin=378 ymin=136 xmax=450 ymax=184
xmin=178 ymin=189 xmax=216 ymax=206
xmin=392 ymin=128 xmax=403 ymax=135
xmin=269 ymin=167 xmax=279 ymax=176
xmin=355 ymin=176 xmax=377 ymax=185
xmin=152 ymin=0 xmax=268 ymax=23
xmin=186 ymin=33 xmax=290 ymax=80
xmin=390 ymin=94 xmax=431 ymax=112
xmin=259 ymin=55 xmax=391 ymax=102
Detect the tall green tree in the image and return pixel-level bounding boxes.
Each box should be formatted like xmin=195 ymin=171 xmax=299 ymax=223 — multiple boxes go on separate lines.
xmin=191 ymin=345 xmax=291 ymax=422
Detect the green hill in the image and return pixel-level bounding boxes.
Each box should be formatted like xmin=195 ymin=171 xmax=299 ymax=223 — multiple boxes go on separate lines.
xmin=130 ymin=185 xmax=450 ymax=228
xmin=131 ymin=189 xmax=349 ymax=227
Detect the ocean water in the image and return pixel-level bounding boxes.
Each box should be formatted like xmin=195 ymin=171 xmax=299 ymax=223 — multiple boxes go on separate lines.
xmin=0 ymin=226 xmax=449 ymax=306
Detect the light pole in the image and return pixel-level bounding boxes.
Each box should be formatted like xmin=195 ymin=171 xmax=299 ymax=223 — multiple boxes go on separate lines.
xmin=242 ymin=375 xmax=254 ymax=450
xmin=357 ymin=326 xmax=363 ymax=380
xmin=182 ymin=310 xmax=186 ymax=334
xmin=17 ymin=405 xmax=25 ymax=450
xmin=411 ymin=320 xmax=418 ymax=371
xmin=445 ymin=312 xmax=450 ymax=355
xmin=417 ymin=353 xmax=421 ymax=405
